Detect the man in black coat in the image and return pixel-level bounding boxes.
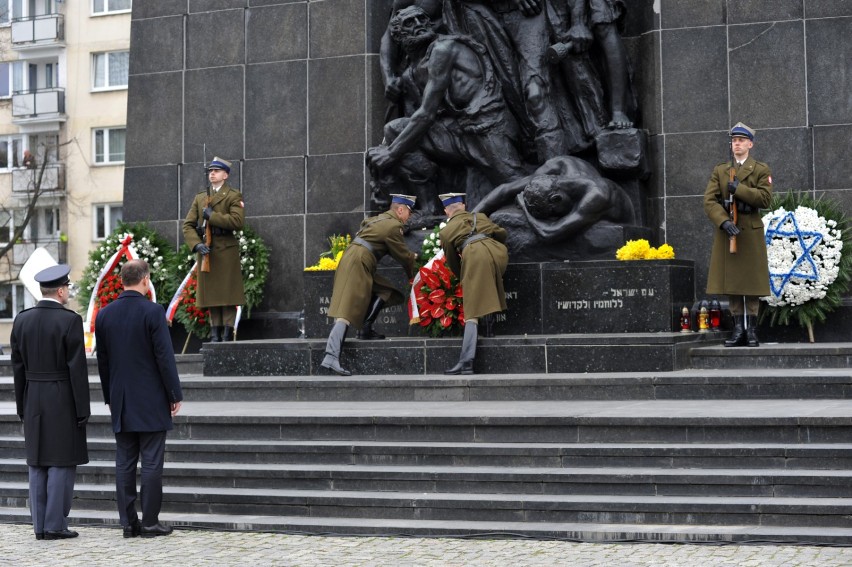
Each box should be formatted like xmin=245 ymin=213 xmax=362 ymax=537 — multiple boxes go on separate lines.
xmin=95 ymin=259 xmax=183 ymax=538
xmin=12 ymin=264 xmax=90 ymax=540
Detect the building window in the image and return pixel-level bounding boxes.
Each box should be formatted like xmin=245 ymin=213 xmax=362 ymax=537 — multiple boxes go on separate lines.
xmin=94 ymin=204 xmax=122 ymax=240
xmin=92 ymin=0 xmax=131 ymax=15
xmin=0 ymin=0 xmax=20 ymax=26
xmin=20 ymin=207 xmax=61 ymax=242
xmin=0 ymin=135 xmax=24 ymax=169
xmin=0 ymin=210 xmax=12 ymax=244
xmin=0 ymin=61 xmax=22 ymax=97
xmin=0 ymin=283 xmax=27 ymax=320
xmin=92 ymin=51 xmax=129 ymax=90
xmin=93 ymin=127 xmax=126 ymax=164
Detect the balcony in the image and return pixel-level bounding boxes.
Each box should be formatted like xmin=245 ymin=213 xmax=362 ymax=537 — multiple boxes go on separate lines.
xmin=12 ymin=164 xmax=65 ymax=194
xmin=11 ymin=14 xmax=65 ymax=54
xmin=11 ymin=88 xmax=66 ymax=130
xmin=13 ymin=240 xmax=67 ymax=265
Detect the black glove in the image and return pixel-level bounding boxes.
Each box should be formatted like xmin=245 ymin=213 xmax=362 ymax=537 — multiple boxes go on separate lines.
xmin=202 ymin=206 xmax=213 ymax=220
xmin=727 ymin=179 xmax=739 ymax=194
xmin=77 ymin=416 xmax=89 ymax=428
xmin=721 ymin=220 xmax=741 ymax=237
xmin=193 ymin=243 xmax=210 ymax=255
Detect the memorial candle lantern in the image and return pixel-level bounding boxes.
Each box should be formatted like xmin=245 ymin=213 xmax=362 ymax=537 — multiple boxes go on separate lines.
xmin=709 ymin=299 xmax=722 ymax=330
xmin=698 ymin=305 xmax=710 ymax=332
xmin=679 ymin=306 xmax=692 ymax=332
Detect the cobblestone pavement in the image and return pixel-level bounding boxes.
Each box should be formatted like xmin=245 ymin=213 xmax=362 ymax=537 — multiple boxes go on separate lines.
xmin=2 ymin=524 xmax=852 ymax=566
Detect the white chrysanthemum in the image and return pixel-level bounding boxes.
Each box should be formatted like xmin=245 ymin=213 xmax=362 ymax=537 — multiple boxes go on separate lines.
xmin=761 ymin=206 xmax=843 ymax=307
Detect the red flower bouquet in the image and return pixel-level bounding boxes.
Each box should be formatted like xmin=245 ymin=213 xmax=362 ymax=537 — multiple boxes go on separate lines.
xmin=412 ymin=256 xmax=464 ymax=337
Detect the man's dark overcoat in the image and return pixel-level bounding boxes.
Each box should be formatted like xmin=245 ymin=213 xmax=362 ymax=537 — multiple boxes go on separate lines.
xmin=12 ymin=301 xmax=90 ymax=466
xmin=440 ymin=211 xmax=509 ymax=319
xmin=182 ymin=183 xmax=246 ymax=308
xmin=328 ymin=210 xmax=417 ymax=328
xmin=703 ymin=155 xmax=773 ymax=296
xmin=95 ymin=291 xmax=183 ymax=433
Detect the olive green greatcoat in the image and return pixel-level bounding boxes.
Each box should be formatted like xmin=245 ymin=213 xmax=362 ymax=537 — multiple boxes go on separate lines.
xmin=440 ymin=210 xmax=509 ymax=319
xmin=182 ymin=183 xmax=246 ymax=307
xmin=328 ymin=210 xmax=417 ymax=329
xmin=703 ymin=155 xmax=773 ymax=296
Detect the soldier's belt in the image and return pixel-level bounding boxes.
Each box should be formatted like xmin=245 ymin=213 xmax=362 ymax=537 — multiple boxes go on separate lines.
xmin=353 ymin=237 xmax=383 ymax=261
xmin=210 ymin=227 xmax=234 ymax=236
xmin=460 ymin=233 xmax=490 ymax=252
xmin=26 ymin=370 xmax=70 ymax=382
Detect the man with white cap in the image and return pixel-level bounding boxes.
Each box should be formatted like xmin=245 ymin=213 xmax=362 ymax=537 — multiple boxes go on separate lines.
xmin=321 ymin=195 xmax=419 ymax=375
xmin=438 ymin=193 xmax=509 ymax=374
xmin=703 ymin=122 xmax=773 ymax=347
xmin=182 ymin=156 xmax=246 ymax=342
xmin=11 ymin=264 xmax=90 ymax=540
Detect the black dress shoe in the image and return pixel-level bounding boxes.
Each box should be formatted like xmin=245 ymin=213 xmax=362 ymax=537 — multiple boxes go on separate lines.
xmin=140 ymin=523 xmax=173 ymax=537
xmin=123 ymin=522 xmax=141 ymax=538
xmin=35 ymin=533 xmax=44 ymax=540
xmin=44 ymin=529 xmax=79 ymax=540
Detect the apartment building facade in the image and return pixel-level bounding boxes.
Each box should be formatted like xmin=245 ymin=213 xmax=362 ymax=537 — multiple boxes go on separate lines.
xmin=0 ymin=0 xmax=129 ymax=344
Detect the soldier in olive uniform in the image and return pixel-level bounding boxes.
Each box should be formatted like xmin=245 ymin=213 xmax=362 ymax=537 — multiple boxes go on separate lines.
xmin=439 ymin=193 xmax=509 ymax=375
xmin=12 ymin=265 xmax=90 ymax=540
xmin=703 ymin=123 xmax=772 ymax=347
xmin=321 ymin=195 xmax=419 ymax=376
xmin=182 ymin=157 xmax=246 ymax=342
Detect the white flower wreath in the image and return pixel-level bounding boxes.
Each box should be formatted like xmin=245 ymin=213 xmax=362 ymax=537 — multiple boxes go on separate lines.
xmin=761 ymin=205 xmax=843 ymax=307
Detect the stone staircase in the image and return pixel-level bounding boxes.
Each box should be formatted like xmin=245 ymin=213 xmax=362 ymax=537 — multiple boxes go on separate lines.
xmin=0 ymin=342 xmax=851 ymax=543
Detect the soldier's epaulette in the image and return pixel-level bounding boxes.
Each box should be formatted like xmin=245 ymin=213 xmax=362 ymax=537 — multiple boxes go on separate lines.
xmin=753 ymin=160 xmax=769 ymax=168
xmin=716 ymin=161 xmax=729 ymax=167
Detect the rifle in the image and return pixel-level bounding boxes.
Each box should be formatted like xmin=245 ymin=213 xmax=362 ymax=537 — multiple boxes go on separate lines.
xmin=200 ymin=145 xmax=212 ymax=272
xmin=726 ymin=141 xmax=738 ymax=254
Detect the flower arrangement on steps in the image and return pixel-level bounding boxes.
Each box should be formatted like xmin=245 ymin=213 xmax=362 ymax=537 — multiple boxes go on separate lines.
xmin=760 ymin=191 xmax=851 ymax=342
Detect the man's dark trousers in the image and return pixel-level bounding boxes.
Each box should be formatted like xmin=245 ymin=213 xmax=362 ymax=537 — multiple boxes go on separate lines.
xmin=29 ymin=466 xmax=75 ymax=533
xmin=114 ymin=431 xmax=167 ymax=527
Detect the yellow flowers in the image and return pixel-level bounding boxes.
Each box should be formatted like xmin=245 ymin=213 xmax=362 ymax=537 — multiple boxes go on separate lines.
xmin=616 ymin=239 xmax=675 ymax=261
xmin=304 ymin=240 xmax=348 ymax=271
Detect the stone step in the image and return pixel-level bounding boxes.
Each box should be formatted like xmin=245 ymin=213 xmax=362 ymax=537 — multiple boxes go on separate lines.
xmin=2 ymin=482 xmax=851 ymax=528
xmin=4 ymin=399 xmax=852 ymax=443
xmin=3 ymin=459 xmax=852 ymax=498
xmin=203 ymin=333 xmax=714 ymax=375
xmin=4 ymin=368 xmax=851 ymax=403
xmin=5 ymin=437 xmax=852 ymax=469
xmin=2 ymin=506 xmax=850 ymax=544
xmin=690 ymin=343 xmax=852 ymax=369
xmin=0 ymin=354 xmax=203 ymax=378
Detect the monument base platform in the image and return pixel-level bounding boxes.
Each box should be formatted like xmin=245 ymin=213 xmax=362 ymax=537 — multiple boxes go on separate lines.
xmin=202 ymin=332 xmax=721 ymax=377
xmin=304 ymin=259 xmax=696 ymax=339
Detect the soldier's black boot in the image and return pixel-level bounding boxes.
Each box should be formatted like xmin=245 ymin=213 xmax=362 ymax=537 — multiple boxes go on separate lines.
xmin=209 ymin=326 xmax=222 ymax=343
xmin=445 ymin=322 xmax=478 ymax=375
xmin=724 ymin=316 xmax=747 ymax=347
xmin=356 ymin=297 xmax=386 ymax=340
xmin=223 ymin=326 xmax=234 ymax=342
xmin=746 ymin=315 xmax=760 ymax=347
xmin=321 ymin=321 xmax=351 ymax=376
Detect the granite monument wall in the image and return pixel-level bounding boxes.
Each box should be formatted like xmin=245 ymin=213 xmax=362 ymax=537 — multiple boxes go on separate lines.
xmin=124 ymin=1 xmax=852 ymax=339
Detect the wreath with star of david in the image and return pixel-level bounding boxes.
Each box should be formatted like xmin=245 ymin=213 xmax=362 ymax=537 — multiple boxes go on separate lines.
xmin=760 ymin=191 xmax=852 ymax=336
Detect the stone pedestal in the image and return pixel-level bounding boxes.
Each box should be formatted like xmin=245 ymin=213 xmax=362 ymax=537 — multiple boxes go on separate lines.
xmin=304 ymin=260 xmax=696 ymax=338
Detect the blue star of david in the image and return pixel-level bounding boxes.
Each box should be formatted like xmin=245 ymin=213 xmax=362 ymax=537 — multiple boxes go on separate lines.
xmin=764 ymin=212 xmax=823 ymax=298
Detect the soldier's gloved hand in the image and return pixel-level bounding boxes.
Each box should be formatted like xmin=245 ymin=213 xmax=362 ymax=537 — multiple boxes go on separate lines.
xmin=727 ymin=179 xmax=739 ymax=194
xmin=77 ymin=416 xmax=89 ymax=428
xmin=194 ymin=243 xmax=210 ymax=255
xmin=202 ymin=206 xmax=213 ymax=220
xmin=721 ymin=220 xmax=740 ymax=237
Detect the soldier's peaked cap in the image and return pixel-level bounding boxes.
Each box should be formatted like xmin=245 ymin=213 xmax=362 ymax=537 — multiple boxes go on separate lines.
xmin=35 ymin=264 xmax=71 ymax=288
xmin=207 ymin=157 xmax=231 ymax=173
xmin=439 ymin=193 xmax=465 ymax=207
xmin=390 ymin=194 xmax=417 ymax=208
xmin=730 ymin=122 xmax=755 ymax=140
